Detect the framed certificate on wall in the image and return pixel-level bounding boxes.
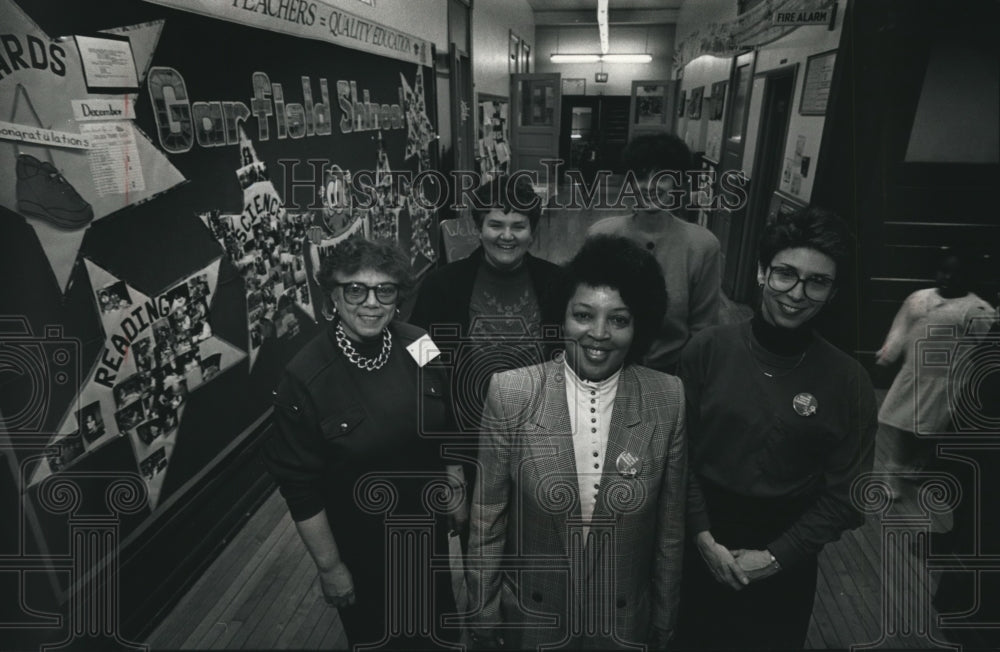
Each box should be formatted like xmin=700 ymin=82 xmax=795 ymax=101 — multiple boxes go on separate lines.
xmin=800 ymin=49 xmax=837 ymax=115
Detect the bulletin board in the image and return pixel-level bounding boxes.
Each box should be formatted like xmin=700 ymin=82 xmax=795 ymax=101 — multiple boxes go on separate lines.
xmin=0 ymin=0 xmax=440 ymax=620
xmin=476 ymin=93 xmax=510 ymax=185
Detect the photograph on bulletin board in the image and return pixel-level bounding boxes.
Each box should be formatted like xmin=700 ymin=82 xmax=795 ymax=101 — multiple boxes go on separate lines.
xmin=688 ymin=86 xmax=704 ymax=119
xmin=477 ymin=94 xmax=511 ymax=183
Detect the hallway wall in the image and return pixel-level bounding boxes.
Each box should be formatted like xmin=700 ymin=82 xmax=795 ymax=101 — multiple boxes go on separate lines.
xmin=675 ymin=0 xmax=846 ymax=204
xmin=472 ymin=0 xmax=536 ymax=97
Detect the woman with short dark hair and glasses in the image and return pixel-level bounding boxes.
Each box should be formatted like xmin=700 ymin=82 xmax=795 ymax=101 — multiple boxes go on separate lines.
xmin=675 ymin=207 xmax=878 ymax=649
xmin=264 ymin=237 xmax=459 ymax=648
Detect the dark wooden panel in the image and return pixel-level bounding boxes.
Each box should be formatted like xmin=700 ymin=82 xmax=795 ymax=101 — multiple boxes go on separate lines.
xmin=887 ymin=186 xmax=997 ymax=223
xmin=882 ymin=221 xmax=1000 ymax=249
xmin=874 ymin=244 xmax=942 ymax=278
xmin=893 ymin=162 xmax=1000 ymax=188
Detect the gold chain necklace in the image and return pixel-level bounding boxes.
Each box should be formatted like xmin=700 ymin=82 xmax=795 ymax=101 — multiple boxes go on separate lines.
xmin=335 ymin=323 xmax=392 ymax=371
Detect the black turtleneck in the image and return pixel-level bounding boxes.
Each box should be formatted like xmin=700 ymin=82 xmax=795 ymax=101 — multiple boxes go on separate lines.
xmin=750 ymin=305 xmax=813 ymax=356
xmin=678 ymin=314 xmax=879 ymax=569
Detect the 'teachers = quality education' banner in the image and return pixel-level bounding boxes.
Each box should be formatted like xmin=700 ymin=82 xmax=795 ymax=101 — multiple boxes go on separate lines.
xmin=145 ymin=0 xmax=432 ymax=66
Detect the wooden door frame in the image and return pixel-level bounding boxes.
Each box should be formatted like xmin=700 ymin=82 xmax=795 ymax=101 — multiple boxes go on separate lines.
xmin=734 ymin=63 xmax=799 ymax=301
xmin=559 ymin=95 xmax=601 ymax=178
xmin=713 ymin=49 xmax=757 ymax=295
xmin=510 ymin=72 xmax=562 ymax=198
xmin=720 ymin=51 xmax=757 ymax=167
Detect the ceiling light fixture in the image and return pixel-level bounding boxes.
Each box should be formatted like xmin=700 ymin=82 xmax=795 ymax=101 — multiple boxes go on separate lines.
xmin=549 ymin=53 xmax=652 ymax=64
xmin=550 ymin=54 xmax=602 ymax=63
xmin=601 ymin=53 xmax=652 ymax=63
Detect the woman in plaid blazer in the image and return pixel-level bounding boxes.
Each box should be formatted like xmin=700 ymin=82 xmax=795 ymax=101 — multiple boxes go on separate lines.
xmin=466 ymin=236 xmax=687 ymax=650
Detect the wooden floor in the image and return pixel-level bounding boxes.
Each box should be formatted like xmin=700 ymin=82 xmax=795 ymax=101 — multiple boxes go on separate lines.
xmin=145 ymin=421 xmax=980 ymax=650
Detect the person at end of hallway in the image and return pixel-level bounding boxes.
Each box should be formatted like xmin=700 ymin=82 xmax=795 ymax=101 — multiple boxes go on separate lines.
xmin=588 ymin=132 xmax=722 ymax=375
xmin=876 ymin=249 xmax=998 ymax=500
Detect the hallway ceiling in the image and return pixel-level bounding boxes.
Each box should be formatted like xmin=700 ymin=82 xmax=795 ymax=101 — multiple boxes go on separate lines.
xmin=526 ymin=0 xmax=684 ymax=10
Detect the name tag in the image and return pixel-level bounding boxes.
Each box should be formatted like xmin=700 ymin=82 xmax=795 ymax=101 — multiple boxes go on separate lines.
xmin=406 ymin=334 xmax=441 ymax=367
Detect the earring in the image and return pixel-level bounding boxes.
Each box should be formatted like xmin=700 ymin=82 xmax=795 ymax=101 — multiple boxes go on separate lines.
xmin=322 ymin=303 xmax=338 ymax=321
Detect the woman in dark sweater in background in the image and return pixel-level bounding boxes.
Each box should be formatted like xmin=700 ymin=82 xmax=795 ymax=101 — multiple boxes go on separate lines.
xmin=676 ymin=207 xmax=878 ymax=649
xmin=408 ymin=174 xmax=560 ymax=550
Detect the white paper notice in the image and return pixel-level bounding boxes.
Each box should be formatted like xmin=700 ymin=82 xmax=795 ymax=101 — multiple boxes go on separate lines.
xmin=75 ymin=35 xmax=139 ymax=89
xmin=71 ymin=98 xmax=134 ymax=122
xmin=79 ymin=122 xmax=145 ymax=196
xmin=406 ymin=334 xmax=441 ymax=367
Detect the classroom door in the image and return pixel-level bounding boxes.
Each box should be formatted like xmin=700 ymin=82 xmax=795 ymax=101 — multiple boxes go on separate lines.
xmin=510 ymin=73 xmax=561 ymax=196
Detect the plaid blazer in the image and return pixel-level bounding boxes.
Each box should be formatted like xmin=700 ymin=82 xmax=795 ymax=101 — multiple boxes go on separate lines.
xmin=466 ymin=361 xmax=687 ymax=650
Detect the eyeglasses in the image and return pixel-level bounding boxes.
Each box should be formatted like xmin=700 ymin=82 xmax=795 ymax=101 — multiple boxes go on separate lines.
xmin=336 ymin=282 xmax=399 ymax=305
xmin=766 ymin=266 xmax=835 ymax=301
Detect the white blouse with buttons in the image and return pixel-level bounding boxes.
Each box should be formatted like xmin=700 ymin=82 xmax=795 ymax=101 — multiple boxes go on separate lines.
xmin=563 ymin=361 xmax=620 ymax=538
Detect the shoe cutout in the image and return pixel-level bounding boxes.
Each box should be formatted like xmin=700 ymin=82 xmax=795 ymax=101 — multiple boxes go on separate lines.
xmin=16 ymin=153 xmax=94 ymax=229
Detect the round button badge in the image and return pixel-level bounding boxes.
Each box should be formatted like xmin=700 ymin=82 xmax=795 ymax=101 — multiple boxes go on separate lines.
xmin=793 ymin=392 xmax=818 ymax=417
xmin=616 ymin=451 xmax=641 ymax=478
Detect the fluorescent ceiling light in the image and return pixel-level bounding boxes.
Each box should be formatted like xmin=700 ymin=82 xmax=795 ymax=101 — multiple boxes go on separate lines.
xmin=549 ymin=53 xmax=652 ymax=64
xmin=550 ymin=54 xmax=601 ymax=63
xmin=601 ymin=53 xmax=652 ymax=63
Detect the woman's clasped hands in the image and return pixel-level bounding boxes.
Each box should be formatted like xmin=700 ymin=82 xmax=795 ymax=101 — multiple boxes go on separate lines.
xmin=695 ymin=531 xmax=780 ymax=590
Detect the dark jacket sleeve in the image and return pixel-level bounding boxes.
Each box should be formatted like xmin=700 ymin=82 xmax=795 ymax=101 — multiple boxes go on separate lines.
xmin=767 ymin=365 xmax=878 ymax=567
xmin=677 ymin=333 xmax=712 ymax=536
xmin=263 ymin=371 xmax=328 ymax=522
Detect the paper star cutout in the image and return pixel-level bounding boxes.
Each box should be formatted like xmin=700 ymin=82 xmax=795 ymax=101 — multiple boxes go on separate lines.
xmin=0 ymin=0 xmax=184 ymax=291
xmin=29 ymin=257 xmax=246 ymax=509
xmin=198 ymin=127 xmax=315 ymax=370
xmin=399 ymin=66 xmax=436 ymax=163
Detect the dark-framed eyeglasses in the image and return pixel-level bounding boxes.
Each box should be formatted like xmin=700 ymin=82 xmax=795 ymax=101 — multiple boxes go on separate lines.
xmin=766 ymin=266 xmax=835 ymax=301
xmin=336 ymin=282 xmax=399 ymax=305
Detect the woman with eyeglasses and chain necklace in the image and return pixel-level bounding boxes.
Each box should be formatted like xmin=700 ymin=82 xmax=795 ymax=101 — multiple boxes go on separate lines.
xmin=674 ymin=207 xmax=878 ymax=649
xmin=263 ymin=238 xmax=459 ymax=649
